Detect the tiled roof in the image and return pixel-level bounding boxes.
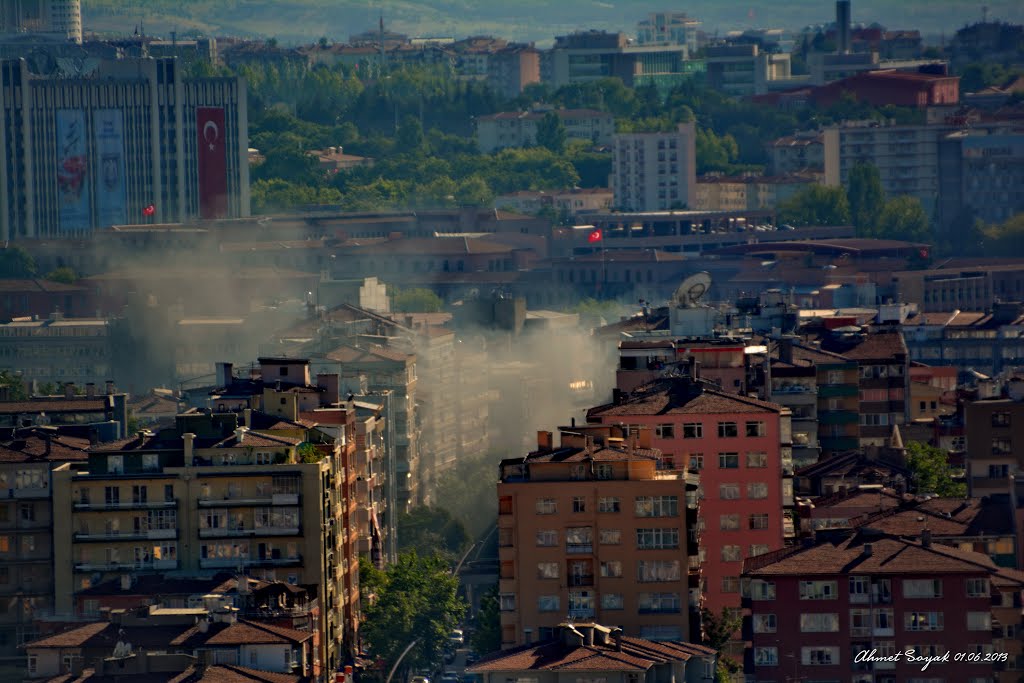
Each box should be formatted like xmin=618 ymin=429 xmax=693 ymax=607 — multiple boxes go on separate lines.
xmin=173 ymin=620 xmax=310 ymax=647
xmin=338 ymin=236 xmax=513 ymax=255
xmin=0 ymin=433 xmax=90 ymax=462
xmin=849 ymin=507 xmax=970 ymax=535
xmin=212 ymin=432 xmax=301 ymax=449
xmin=831 ymin=330 xmax=907 ymax=360
xmin=77 ymin=573 xmax=237 ymax=597
xmin=588 ymin=379 xmax=783 ymax=417
xmin=523 ymin=445 xmax=661 ymax=464
xmin=469 ymin=632 xmax=714 ymax=673
xmin=807 ymin=486 xmax=907 ymax=511
xmin=744 ymin=534 xmax=1021 ymax=578
xmin=0 ymin=399 xmax=108 ymax=414
xmin=24 ymin=622 xmax=110 ymax=648
xmin=0 ymin=278 xmax=86 ymax=292
xmin=198 ymin=665 xmax=302 ymax=683
xmin=326 ymin=344 xmax=412 ymax=364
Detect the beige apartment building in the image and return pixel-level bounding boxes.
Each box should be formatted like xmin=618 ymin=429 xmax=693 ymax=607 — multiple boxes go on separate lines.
xmin=612 ymin=123 xmax=697 ymax=212
xmin=50 ymin=408 xmax=359 ymax=673
xmin=497 ymin=429 xmax=698 ymax=647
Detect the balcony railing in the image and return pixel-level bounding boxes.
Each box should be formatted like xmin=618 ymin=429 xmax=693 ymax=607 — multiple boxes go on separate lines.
xmin=198 ymin=493 xmax=299 ymax=507
xmin=74 ymin=559 xmax=178 ymax=572
xmin=568 ymin=575 xmax=594 ymax=587
xmin=199 ymin=526 xmax=300 ymax=538
xmin=2 ymin=487 xmax=50 ymax=500
xmin=74 ymin=529 xmax=177 ymax=542
xmin=199 ymin=555 xmax=303 ymax=569
xmin=74 ymin=500 xmax=177 ymax=511
xmin=567 ymin=608 xmax=594 ymax=620
xmin=565 ymin=543 xmax=593 ymax=555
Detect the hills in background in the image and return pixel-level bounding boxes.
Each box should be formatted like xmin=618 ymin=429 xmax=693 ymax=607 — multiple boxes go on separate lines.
xmin=85 ymin=0 xmax=1024 ymax=45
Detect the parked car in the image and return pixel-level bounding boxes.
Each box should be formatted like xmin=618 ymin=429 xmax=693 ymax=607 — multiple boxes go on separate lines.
xmin=449 ymin=629 xmax=465 ymax=646
xmin=440 ymin=672 xmax=460 ymax=683
xmin=411 ymin=676 xmax=430 ymax=683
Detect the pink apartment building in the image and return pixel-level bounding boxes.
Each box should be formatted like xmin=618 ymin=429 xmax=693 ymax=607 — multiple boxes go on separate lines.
xmin=587 ymin=375 xmax=792 ymax=619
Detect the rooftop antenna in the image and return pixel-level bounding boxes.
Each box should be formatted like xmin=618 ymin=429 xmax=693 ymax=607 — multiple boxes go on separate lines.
xmin=671 ymin=272 xmax=712 ymax=309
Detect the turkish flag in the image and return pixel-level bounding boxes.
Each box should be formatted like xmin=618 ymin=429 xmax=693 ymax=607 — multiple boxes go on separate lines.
xmin=197 ymin=107 xmax=228 ymax=219
xmin=142 ymin=204 xmax=156 ymax=216
xmin=919 ymin=248 xmax=929 ymax=259
xmin=588 ymin=229 xmax=603 ymax=243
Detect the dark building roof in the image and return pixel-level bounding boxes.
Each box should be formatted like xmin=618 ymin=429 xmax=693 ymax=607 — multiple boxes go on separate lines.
xmin=588 ymin=378 xmax=784 ymax=418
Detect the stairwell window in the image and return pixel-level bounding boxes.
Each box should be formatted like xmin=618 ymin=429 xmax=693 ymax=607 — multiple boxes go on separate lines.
xmin=717 ymin=422 xmax=738 ymax=438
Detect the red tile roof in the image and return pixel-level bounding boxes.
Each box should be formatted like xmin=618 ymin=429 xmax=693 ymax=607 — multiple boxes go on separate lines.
xmin=589 ymin=379 xmax=783 ymax=418
xmin=0 ymin=399 xmax=108 ymax=414
xmin=198 ymin=665 xmax=302 ymax=683
xmin=24 ymin=622 xmax=111 ymax=648
xmin=0 ymin=433 xmax=90 ymax=462
xmin=835 ymin=330 xmax=907 ymax=361
xmin=172 ymin=620 xmax=310 ymax=647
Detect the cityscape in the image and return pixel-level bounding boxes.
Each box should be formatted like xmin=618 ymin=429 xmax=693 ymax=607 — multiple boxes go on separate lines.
xmin=0 ymin=1 xmax=1023 ymax=683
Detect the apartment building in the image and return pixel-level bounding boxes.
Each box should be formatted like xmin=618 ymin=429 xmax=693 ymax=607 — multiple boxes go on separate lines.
xmin=496 ymin=429 xmax=698 ymax=646
xmin=0 ymin=430 xmax=88 ymax=658
xmin=703 ymin=44 xmax=792 ymax=97
xmin=546 ymin=31 xmax=689 ymax=89
xmin=636 ymin=12 xmax=701 ymax=54
xmin=475 ymin=108 xmax=614 ymax=153
xmin=612 ymin=123 xmax=697 ymax=212
xmin=0 ymin=317 xmax=112 ymax=387
xmin=694 ymin=174 xmax=813 ymax=211
xmin=586 ymin=375 xmax=792 ymax=618
xmin=965 ymin=387 xmax=1024 ymax=498
xmin=902 ymin=306 xmax=1024 ymax=376
xmin=743 ymin=530 xmax=1024 ymax=683
xmin=891 ymin=264 xmax=1024 ymax=315
xmin=0 ymin=383 xmax=128 ymax=436
xmin=50 ymin=408 xmax=359 ymax=673
xmin=0 ymin=0 xmax=81 ymax=43
xmin=486 ymin=45 xmax=541 ymax=98
xmin=767 ymin=132 xmax=824 ymax=175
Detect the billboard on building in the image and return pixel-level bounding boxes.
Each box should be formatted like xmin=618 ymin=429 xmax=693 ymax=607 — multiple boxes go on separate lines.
xmin=56 ymin=109 xmax=92 ymax=232
xmin=196 ymin=106 xmax=228 ymax=219
xmin=93 ymin=108 xmax=127 ymax=227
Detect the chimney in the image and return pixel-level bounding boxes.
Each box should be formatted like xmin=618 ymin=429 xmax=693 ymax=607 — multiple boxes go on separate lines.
xmin=779 ymin=336 xmax=794 ymax=365
xmin=182 ymin=433 xmax=196 ymax=465
xmin=537 ymin=430 xmax=553 ymax=450
xmin=862 ymin=543 xmax=873 ymax=557
xmin=64 ymin=382 xmax=76 ymax=399
xmin=105 ymin=380 xmax=115 ymax=395
xmin=216 ymin=362 xmax=233 ymax=388
xmin=579 ymin=624 xmax=595 ymax=646
xmin=317 ymin=373 xmax=340 ymax=405
xmin=612 ymin=388 xmax=623 ymax=405
xmin=689 ymin=360 xmax=701 ymax=382
xmin=85 ymin=383 xmax=96 ymax=398
xmin=120 ymin=574 xmax=132 ymax=591
xmin=836 ymin=0 xmax=851 ymax=54
xmin=562 ymin=625 xmax=585 ymax=648
xmin=234 ymin=427 xmax=248 ymax=444
xmin=243 ymin=408 xmax=252 ymax=428
xmin=612 ymin=628 xmax=623 ymax=652
xmin=921 ymin=528 xmax=931 ymax=548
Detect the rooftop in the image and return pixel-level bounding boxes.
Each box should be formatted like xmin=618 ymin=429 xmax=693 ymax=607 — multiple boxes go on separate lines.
xmin=588 ymin=378 xmax=784 ymax=418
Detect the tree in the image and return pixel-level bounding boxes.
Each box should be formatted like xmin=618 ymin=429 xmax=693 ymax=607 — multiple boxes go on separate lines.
xmin=535 ymin=111 xmax=567 ymax=154
xmin=701 ymin=607 xmax=743 ymax=678
xmin=392 ymin=287 xmax=444 ymax=313
xmin=44 ymin=267 xmax=78 ymax=284
xmin=0 ymin=370 xmax=28 ymax=400
xmin=0 ymin=247 xmax=37 ymax=279
xmin=979 ymin=212 xmax=1024 ymax=257
xmin=396 ymin=114 xmax=425 ymax=153
xmin=847 ymin=161 xmax=885 ymax=236
xmin=905 ymin=441 xmax=966 ymax=497
xmin=432 ymin=453 xmax=499 ymax=538
xmin=397 ymin=507 xmax=471 ymax=561
xmin=777 ymin=185 xmax=851 ymax=226
xmin=876 ymin=195 xmax=930 ymax=242
xmin=361 ymin=552 xmax=466 ymax=674
xmin=471 ymin=585 xmax=501 ymax=655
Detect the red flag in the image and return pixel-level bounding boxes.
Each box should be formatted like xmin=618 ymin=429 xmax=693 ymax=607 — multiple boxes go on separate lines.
xmin=197 ymin=107 xmax=228 ymax=219
xmin=588 ymin=229 xmax=603 ymax=243
xmin=142 ymin=204 xmax=156 ymax=216
xmin=918 ymin=248 xmax=929 ymax=259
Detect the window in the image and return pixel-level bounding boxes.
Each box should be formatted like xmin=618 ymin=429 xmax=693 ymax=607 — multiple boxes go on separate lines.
xmin=746 ymin=420 xmax=766 ymax=437
xmin=754 ymin=647 xmax=778 ymax=666
xmin=635 ymin=496 xmax=678 ymax=517
xmin=636 ymin=528 xmax=679 ymax=549
xmin=600 ymin=593 xmax=623 ymax=610
xmin=499 ymin=593 xmax=516 ymax=611
xmin=107 ymin=455 xmax=124 ymax=474
xmin=19 ymin=504 xmax=34 ymax=522
xmin=719 ymin=484 xmax=740 ymax=500
xmin=682 ymin=423 xmax=703 ymax=439
xmin=570 ymin=464 xmax=587 ymax=480
xmin=572 ymin=496 xmax=586 ymax=513
xmin=104 ymin=486 xmax=120 ymax=507
xmin=992 ymin=411 xmax=1011 ymax=427
xmin=749 ymin=544 xmax=769 ymax=557
xmin=800 ymin=613 xmax=840 ymax=632
xmin=598 ymin=497 xmax=620 ymax=513
xmin=966 ymin=578 xmax=989 ymax=597
xmin=720 ymin=514 xmax=740 ymax=530
xmin=638 ymin=592 xmax=680 ymax=613
xmin=967 ymin=612 xmax=991 ymax=631
xmin=688 ymin=454 xmax=703 ymax=471
xmin=753 ymin=614 xmax=777 ymax=633
xmin=875 ymin=608 xmax=895 ymax=632
xmin=132 ymin=485 xmax=147 ymax=504
xmin=599 ymin=529 xmax=621 ymax=545
xmin=565 ymin=527 xmax=592 ymax=553
xmin=594 ymin=464 xmax=613 ymax=480
xmin=849 ymin=576 xmax=870 ymax=602
xmin=721 ymin=576 xmax=740 ymax=593
xmin=750 ymin=580 xmax=776 ymax=600
xmin=904 ymin=611 xmax=943 ymax=631
xmin=537 ymin=562 xmax=559 ymax=579
xmin=721 ymin=545 xmax=741 ymax=562
xmin=801 ymin=646 xmax=839 ymax=666
xmin=746 ymin=451 xmax=768 ymax=468
xmin=799 ymin=580 xmax=837 ymax=600
xmin=718 ymin=453 xmax=739 ymax=469
xmin=637 ymin=560 xmax=680 ymax=582
xmin=991 ymin=438 xmax=1012 ymax=455
xmin=537 ymin=595 xmax=560 ymax=612
xmin=717 ymin=422 xmax=738 ymax=438
xmin=142 ymin=453 xmax=159 ymax=471
xmin=747 ymin=482 xmax=768 ymax=499
xmin=903 ymin=579 xmax=942 ymax=598
xmin=535 ymin=530 xmax=557 ymax=547
xmin=535 ymin=498 xmax=556 ymax=514
xmin=600 ymin=561 xmax=622 ymax=578
xmin=655 ymin=424 xmax=674 ymax=438
xmin=850 ymin=608 xmax=872 ymax=636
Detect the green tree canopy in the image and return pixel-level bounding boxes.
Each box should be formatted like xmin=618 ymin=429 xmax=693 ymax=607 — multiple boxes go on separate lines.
xmin=979 ymin=212 xmax=1024 ymax=257
xmin=44 ymin=267 xmax=78 ymax=284
xmin=0 ymin=247 xmax=37 ymax=279
xmin=905 ymin=441 xmax=966 ymax=497
xmin=397 ymin=506 xmax=471 ymax=561
xmin=471 ymin=585 xmax=501 ymax=655
xmin=847 ymin=161 xmax=885 ymax=236
xmin=701 ymin=607 xmax=743 ymax=679
xmin=535 ymin=111 xmax=567 ymax=154
xmin=777 ymin=185 xmax=851 ymax=226
xmin=391 ymin=287 xmax=444 ymax=313
xmin=0 ymin=370 xmax=28 ymax=400
xmin=361 ymin=552 xmax=466 ymax=674
xmin=876 ymin=195 xmax=931 ymax=242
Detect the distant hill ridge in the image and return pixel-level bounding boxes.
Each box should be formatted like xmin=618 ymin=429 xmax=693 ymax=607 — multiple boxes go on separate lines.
xmin=83 ymin=0 xmax=1024 ymax=44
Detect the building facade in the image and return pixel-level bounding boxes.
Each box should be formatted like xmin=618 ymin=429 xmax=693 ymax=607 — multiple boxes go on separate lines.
xmin=476 ymin=108 xmax=614 ymax=153
xmin=0 ymin=0 xmax=81 ymax=43
xmin=964 ymin=389 xmax=1024 ymax=498
xmin=496 ymin=429 xmax=698 ymax=646
xmin=703 ymin=44 xmax=792 ymax=97
xmin=0 ymin=57 xmax=249 ymax=241
xmin=612 ymin=123 xmax=697 ymax=212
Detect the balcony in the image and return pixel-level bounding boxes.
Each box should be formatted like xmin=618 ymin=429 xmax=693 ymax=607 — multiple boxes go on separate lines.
xmin=198 ymin=526 xmax=300 ymax=538
xmin=73 ymin=529 xmax=178 ymax=542
xmin=199 ymin=554 xmax=303 ymax=569
xmin=1 ymin=487 xmax=50 ymax=500
xmin=819 ymin=410 xmax=859 ymax=425
xmin=565 ymin=543 xmax=593 ymax=555
xmin=818 ymin=384 xmax=858 ymax=398
xmin=74 ymin=559 xmax=178 ymax=572
xmin=568 ymin=575 xmax=594 ymax=587
xmin=198 ymin=493 xmax=299 ymax=507
xmin=75 ymin=500 xmax=177 ymax=512
xmin=567 ymin=608 xmax=594 ymax=620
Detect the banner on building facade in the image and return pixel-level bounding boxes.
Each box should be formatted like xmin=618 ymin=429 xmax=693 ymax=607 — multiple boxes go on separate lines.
xmin=196 ymin=106 xmax=228 ymax=219
xmin=56 ymin=109 xmax=92 ymax=232
xmin=93 ymin=108 xmax=127 ymax=227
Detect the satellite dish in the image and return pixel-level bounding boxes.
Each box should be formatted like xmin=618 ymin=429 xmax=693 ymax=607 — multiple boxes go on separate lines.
xmin=672 ymin=272 xmax=712 ymax=308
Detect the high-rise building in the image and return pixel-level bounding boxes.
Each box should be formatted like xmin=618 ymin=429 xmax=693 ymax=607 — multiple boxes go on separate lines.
xmin=0 ymin=57 xmax=249 ymax=241
xmin=496 ymin=428 xmax=699 ymax=647
xmin=0 ymin=0 xmax=82 ymax=44
xmin=635 ymin=12 xmax=700 ymax=54
xmin=612 ymin=122 xmax=697 ymax=212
